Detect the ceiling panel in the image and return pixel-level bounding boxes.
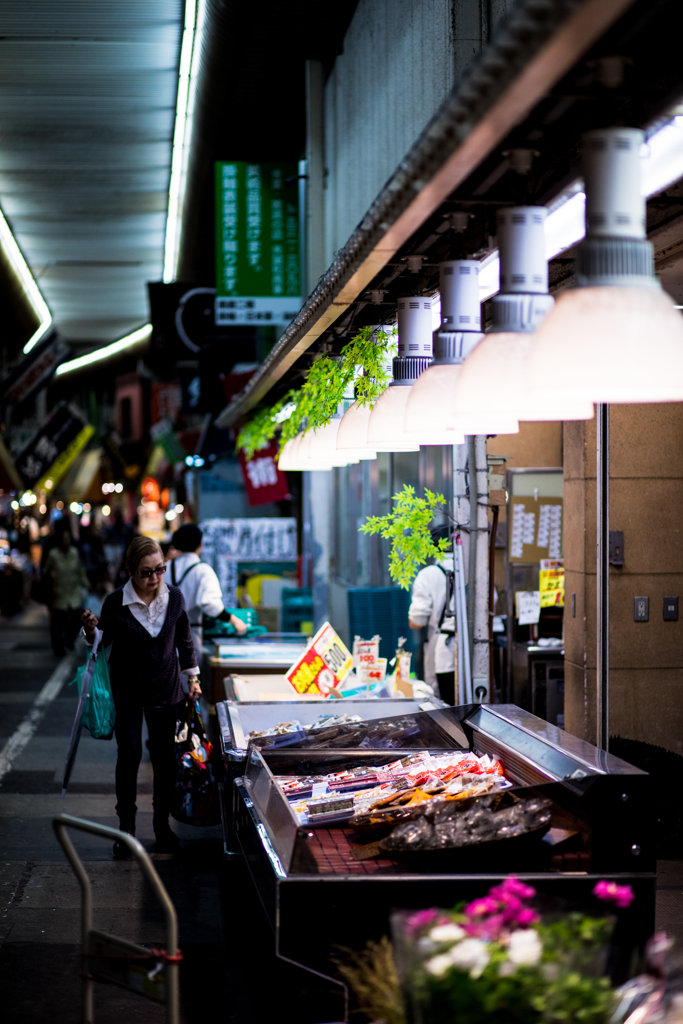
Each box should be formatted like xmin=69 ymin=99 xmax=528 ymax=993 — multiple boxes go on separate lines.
xmin=0 ymin=1 xmax=182 ymax=344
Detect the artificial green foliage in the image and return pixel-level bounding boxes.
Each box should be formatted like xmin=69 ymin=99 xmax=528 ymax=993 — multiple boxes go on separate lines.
xmin=236 ymin=325 xmax=397 ymax=456
xmin=236 ymin=390 xmax=297 ymax=459
xmin=360 ymin=485 xmax=450 ymax=589
xmin=341 ymin=325 xmax=396 ymax=407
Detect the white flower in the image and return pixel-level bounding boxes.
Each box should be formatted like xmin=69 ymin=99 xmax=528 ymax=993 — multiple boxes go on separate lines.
xmin=498 ymin=961 xmax=517 ymax=977
xmin=448 ymin=938 xmax=490 ymax=978
xmin=429 ymin=923 xmax=466 ymax=945
xmin=417 ymin=937 xmax=437 ymax=955
xmin=507 ymin=929 xmax=543 ymax=967
xmin=426 ymin=954 xmax=455 ymax=977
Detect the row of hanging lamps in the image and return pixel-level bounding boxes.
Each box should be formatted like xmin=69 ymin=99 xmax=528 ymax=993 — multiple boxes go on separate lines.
xmin=453 ymin=208 xmax=593 ymax=424
xmin=527 ymin=127 xmax=683 ymax=405
xmin=405 ymin=260 xmax=483 ymax=439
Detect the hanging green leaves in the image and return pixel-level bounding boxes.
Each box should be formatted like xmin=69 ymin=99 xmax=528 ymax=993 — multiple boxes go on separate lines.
xmin=360 ymin=485 xmax=450 ymax=589
xmin=235 ymin=325 xmax=397 ymax=457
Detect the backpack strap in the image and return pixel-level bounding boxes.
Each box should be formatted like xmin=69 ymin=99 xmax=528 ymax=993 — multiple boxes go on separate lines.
xmin=436 ymin=564 xmax=456 ymax=636
xmin=171 ymin=559 xmax=201 ymax=587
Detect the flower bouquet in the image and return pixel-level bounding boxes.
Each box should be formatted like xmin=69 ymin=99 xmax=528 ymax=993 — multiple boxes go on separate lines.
xmin=391 ymin=878 xmax=633 ymax=1024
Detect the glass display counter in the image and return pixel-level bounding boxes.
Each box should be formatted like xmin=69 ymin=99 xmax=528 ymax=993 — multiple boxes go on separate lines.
xmin=232 ymin=704 xmax=655 ymax=993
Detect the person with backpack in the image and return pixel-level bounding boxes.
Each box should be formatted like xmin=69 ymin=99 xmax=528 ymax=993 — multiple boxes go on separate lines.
xmin=166 ymin=524 xmax=247 ymax=688
xmin=408 ymin=526 xmax=457 ymax=705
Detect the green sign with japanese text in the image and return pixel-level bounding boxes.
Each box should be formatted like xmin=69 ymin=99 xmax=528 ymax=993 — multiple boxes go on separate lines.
xmin=215 ymin=161 xmax=302 ymax=326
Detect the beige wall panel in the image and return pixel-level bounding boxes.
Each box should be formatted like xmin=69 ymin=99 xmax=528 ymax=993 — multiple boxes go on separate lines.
xmin=609 ymin=478 xmax=683 ymax=574
xmin=608 ymin=668 xmax=683 ymax=753
xmin=564 ymin=659 xmax=596 ymax=744
xmin=607 ymin=574 xmax=683 ymax=669
xmin=563 ymin=478 xmax=591 ymax=575
xmin=609 ymin=404 xmax=683 ymax=479
xmin=563 ymin=568 xmax=592 ymax=668
xmin=488 ymin=421 xmax=563 ymax=523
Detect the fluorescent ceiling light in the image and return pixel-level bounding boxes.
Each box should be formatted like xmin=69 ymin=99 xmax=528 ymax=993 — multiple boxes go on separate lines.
xmin=0 ymin=206 xmax=52 ymax=354
xmin=163 ymin=0 xmax=205 ymax=283
xmin=55 ymin=324 xmax=152 ymax=376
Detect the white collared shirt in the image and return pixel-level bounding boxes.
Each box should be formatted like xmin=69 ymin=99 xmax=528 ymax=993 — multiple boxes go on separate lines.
xmin=168 ymin=552 xmax=225 ymax=624
xmin=122 ymin=577 xmax=199 ymax=675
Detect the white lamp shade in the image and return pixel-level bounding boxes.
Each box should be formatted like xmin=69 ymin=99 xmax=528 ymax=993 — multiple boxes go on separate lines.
xmin=366 ymin=386 xmax=420 ymax=451
xmin=527 ymin=285 xmax=683 ymax=404
xmin=283 ymin=431 xmax=334 ymax=470
xmin=337 ymin=400 xmax=373 ymax=450
xmin=408 ymin=360 xmax=519 ymax=435
xmin=405 ymin=363 xmax=467 ymax=443
xmin=454 ymin=332 xmax=594 ymax=423
xmin=307 ymin=420 xmax=362 ymax=466
xmin=277 ymin=437 xmax=299 ymax=471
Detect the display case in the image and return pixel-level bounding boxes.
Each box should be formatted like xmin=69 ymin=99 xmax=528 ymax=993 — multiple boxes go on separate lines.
xmin=216 ymin=697 xmax=442 ymax=855
xmin=233 ymin=704 xmax=655 ymax=999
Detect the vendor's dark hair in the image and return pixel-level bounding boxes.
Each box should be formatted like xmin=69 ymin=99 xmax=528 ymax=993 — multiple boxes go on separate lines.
xmin=126 ymin=536 xmax=162 ymax=576
xmin=172 ymin=523 xmax=203 ymax=553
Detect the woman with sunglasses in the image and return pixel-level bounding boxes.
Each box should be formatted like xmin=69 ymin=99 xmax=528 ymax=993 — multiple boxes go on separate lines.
xmin=81 ymin=535 xmax=199 ymax=857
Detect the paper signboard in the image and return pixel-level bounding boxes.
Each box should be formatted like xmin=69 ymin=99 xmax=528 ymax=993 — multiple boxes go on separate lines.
xmin=285 ymin=622 xmax=353 ymax=696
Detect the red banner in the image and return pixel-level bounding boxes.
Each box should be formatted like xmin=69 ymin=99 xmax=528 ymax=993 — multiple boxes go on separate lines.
xmin=238 ymin=439 xmax=290 ymax=507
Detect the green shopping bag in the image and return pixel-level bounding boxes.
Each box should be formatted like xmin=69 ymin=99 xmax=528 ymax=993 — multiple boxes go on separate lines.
xmin=72 ymin=649 xmax=116 ymax=740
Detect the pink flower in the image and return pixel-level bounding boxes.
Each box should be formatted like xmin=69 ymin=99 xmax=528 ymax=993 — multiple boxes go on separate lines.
xmin=515 ymin=907 xmax=540 ymax=927
xmin=593 ymin=881 xmax=635 ymax=909
xmin=490 ymin=878 xmax=536 ymax=902
xmin=464 ymin=897 xmax=499 ymax=918
xmin=406 ymin=909 xmax=439 ymax=934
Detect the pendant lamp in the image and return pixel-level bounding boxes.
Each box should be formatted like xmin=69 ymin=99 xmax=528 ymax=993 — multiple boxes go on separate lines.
xmin=527 ymin=127 xmax=683 ymax=404
xmin=453 ymin=208 xmax=593 ymax=423
xmin=337 ymin=328 xmax=393 ymax=453
xmin=366 ymin=298 xmax=432 ymax=451
xmin=311 ymin=380 xmax=377 ymax=463
xmin=406 ymin=260 xmax=489 ymax=440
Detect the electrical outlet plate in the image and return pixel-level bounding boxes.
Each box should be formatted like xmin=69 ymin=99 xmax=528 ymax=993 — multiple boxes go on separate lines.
xmin=634 ymin=596 xmax=649 ymax=622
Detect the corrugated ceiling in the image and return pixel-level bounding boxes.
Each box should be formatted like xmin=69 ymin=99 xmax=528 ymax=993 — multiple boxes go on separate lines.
xmin=0 ymin=0 xmax=183 ymax=344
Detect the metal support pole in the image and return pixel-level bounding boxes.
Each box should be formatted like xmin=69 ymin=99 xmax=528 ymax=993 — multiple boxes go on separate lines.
xmin=452 ymin=443 xmax=469 ymax=704
xmin=466 ymin=435 xmax=477 ymax=668
xmin=596 ymin=403 xmax=610 ymax=750
xmin=472 ymin=435 xmax=490 ymax=702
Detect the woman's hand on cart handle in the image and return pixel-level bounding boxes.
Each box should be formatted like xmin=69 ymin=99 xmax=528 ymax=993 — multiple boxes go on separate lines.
xmin=187 ymin=676 xmax=201 ymax=699
xmin=81 ymin=609 xmax=98 ymax=639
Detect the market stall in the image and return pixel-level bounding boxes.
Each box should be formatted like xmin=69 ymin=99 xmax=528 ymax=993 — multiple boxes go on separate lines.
xmin=232 ymin=703 xmax=655 ymax=991
xmin=217 ymin=697 xmax=445 ymax=855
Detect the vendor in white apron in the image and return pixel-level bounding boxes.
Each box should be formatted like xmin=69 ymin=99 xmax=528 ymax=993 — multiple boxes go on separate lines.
xmin=167 ymin=524 xmax=247 ymax=691
xmin=408 ymin=529 xmax=456 ymax=705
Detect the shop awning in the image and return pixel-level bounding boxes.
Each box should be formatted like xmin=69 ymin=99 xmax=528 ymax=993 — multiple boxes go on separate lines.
xmin=56 ymin=448 xmax=104 ymax=505
xmin=216 ymin=0 xmax=640 ymax=429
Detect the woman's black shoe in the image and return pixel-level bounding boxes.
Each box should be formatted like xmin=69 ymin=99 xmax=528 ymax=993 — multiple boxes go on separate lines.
xmin=113 ymin=830 xmax=135 ymax=860
xmin=154 ymin=823 xmax=180 ymax=854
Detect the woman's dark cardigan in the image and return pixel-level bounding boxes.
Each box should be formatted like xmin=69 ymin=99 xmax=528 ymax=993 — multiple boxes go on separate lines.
xmin=98 ymin=584 xmax=197 ymax=707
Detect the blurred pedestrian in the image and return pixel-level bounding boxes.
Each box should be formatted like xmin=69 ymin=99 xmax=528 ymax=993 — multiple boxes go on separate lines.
xmin=0 ymin=560 xmax=24 ymax=618
xmin=79 ymin=519 xmax=105 ymax=591
xmin=81 ymin=536 xmax=199 ymax=857
xmin=45 ymin=526 xmax=90 ymax=656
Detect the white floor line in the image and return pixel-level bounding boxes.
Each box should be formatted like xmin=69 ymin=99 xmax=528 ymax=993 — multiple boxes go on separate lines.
xmin=0 ymin=654 xmax=75 ymax=783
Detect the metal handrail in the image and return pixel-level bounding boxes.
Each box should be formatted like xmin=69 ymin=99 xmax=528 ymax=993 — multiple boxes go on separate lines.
xmin=52 ymin=814 xmax=179 ymax=1024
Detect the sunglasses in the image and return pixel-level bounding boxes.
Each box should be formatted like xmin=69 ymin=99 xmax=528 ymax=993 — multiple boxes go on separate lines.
xmin=137 ymin=565 xmax=167 ymax=579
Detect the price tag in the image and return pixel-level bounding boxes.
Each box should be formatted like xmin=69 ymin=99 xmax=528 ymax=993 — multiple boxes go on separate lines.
xmin=311 ymin=782 xmax=328 ymax=798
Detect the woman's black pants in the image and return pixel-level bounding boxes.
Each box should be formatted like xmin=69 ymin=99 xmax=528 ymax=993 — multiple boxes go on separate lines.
xmin=113 ymin=699 xmax=184 ymax=830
